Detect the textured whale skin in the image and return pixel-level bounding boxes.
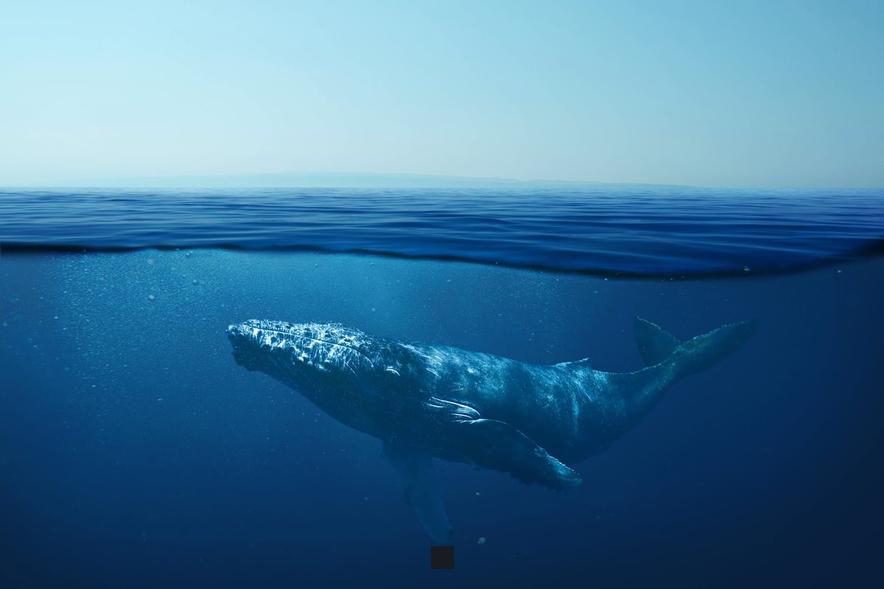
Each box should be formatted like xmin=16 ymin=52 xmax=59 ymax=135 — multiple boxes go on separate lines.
xmin=227 ymin=318 xmax=754 ymax=540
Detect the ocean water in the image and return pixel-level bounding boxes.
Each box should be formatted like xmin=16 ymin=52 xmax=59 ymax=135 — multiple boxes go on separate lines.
xmin=1 ymin=188 xmax=883 ymax=587
xmin=2 ymin=187 xmax=883 ymax=275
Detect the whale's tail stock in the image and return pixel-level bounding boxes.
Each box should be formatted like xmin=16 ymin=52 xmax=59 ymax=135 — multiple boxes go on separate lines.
xmin=608 ymin=317 xmax=757 ymax=416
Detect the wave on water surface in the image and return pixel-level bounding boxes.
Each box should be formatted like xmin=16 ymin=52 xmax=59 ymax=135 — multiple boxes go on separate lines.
xmin=1 ymin=187 xmax=882 ymax=276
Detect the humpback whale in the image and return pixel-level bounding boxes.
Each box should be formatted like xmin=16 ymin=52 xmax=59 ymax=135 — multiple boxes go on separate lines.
xmin=227 ymin=318 xmax=754 ymax=543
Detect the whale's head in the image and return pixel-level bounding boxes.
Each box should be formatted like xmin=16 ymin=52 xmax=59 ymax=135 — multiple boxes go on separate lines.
xmin=226 ymin=320 xmax=410 ymax=397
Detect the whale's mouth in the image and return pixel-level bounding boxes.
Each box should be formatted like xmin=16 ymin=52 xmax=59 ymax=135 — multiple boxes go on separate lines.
xmin=227 ymin=323 xmax=265 ymax=371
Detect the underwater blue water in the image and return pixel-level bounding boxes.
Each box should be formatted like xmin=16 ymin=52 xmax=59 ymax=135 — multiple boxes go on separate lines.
xmin=1 ymin=187 xmax=883 ymax=275
xmin=1 ymin=189 xmax=883 ymax=587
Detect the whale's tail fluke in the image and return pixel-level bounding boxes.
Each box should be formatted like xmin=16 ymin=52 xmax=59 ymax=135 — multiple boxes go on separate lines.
xmin=667 ymin=319 xmax=756 ymax=381
xmin=608 ymin=318 xmax=756 ymax=418
xmin=634 ymin=317 xmax=756 ymax=379
xmin=634 ymin=317 xmax=681 ymax=366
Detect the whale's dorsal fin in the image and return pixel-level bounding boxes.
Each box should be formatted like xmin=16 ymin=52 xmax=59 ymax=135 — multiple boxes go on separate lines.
xmin=634 ymin=317 xmax=681 ymax=366
xmin=384 ymin=442 xmax=453 ymax=544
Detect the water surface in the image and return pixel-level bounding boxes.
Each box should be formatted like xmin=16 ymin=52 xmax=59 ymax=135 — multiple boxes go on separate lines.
xmin=2 ymin=187 xmax=882 ymax=276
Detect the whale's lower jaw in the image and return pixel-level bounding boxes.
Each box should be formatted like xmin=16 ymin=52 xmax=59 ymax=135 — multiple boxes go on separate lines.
xmin=230 ymin=346 xmax=258 ymax=371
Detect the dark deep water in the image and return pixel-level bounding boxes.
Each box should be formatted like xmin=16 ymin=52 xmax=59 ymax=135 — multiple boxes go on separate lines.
xmin=1 ymin=188 xmax=883 ymax=587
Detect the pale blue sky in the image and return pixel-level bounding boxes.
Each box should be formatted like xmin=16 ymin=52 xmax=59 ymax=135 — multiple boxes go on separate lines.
xmin=1 ymin=0 xmax=882 ymax=187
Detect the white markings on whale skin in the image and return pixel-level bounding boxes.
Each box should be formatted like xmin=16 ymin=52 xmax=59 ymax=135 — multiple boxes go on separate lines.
xmin=400 ymin=343 xmax=444 ymax=379
xmin=426 ymin=397 xmax=481 ymax=422
xmin=230 ymin=320 xmax=375 ymax=373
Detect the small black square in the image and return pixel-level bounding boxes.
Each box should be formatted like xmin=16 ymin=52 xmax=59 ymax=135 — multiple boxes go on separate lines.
xmin=430 ymin=545 xmax=455 ymax=569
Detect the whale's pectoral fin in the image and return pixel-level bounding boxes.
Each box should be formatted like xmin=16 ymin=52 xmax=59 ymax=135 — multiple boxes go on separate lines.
xmin=460 ymin=418 xmax=582 ymax=490
xmin=634 ymin=317 xmax=680 ymax=366
xmin=424 ymin=397 xmax=581 ymax=489
xmin=384 ymin=442 xmax=453 ymax=544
